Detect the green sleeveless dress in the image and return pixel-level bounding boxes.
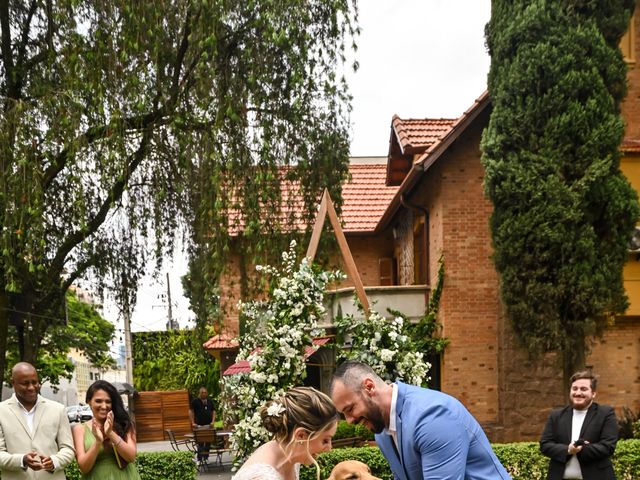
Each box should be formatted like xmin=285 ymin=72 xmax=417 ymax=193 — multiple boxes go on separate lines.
xmin=82 ymin=423 xmax=141 ymax=480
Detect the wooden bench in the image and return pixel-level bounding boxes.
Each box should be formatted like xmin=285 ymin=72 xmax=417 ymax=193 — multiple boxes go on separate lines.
xmin=331 ymin=436 xmax=365 ymax=448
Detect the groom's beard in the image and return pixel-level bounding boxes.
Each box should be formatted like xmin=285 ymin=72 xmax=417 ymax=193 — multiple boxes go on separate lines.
xmin=362 ymin=397 xmax=386 ymax=434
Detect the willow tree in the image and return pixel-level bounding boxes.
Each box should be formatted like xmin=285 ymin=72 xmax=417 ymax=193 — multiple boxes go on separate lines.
xmin=3 ymin=291 xmax=116 ymax=386
xmin=482 ymin=0 xmax=638 ymax=383
xmin=0 ymin=1 xmax=357 ymax=387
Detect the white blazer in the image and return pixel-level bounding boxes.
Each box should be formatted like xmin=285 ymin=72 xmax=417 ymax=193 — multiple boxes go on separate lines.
xmin=0 ymin=395 xmax=75 ymax=479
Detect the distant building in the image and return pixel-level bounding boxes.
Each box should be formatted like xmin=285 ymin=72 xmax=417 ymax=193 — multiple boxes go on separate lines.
xmin=117 ymin=343 xmax=126 ymax=369
xmin=1 ymin=377 xmax=77 ymax=405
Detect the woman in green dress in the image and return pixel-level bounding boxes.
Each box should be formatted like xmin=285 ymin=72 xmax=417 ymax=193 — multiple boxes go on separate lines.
xmin=72 ymin=380 xmax=141 ymax=479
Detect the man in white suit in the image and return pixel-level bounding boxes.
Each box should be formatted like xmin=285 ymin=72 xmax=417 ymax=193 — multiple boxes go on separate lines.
xmin=0 ymin=362 xmax=75 ymax=479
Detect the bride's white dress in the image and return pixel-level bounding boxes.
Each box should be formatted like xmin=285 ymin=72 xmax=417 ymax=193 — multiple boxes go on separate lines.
xmin=231 ymin=463 xmax=300 ymax=480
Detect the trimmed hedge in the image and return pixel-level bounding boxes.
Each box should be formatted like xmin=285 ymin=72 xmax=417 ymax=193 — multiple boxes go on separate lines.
xmin=492 ymin=440 xmax=640 ymax=480
xmin=333 ymin=419 xmax=374 ymax=441
xmin=62 ymin=451 xmax=197 ymax=480
xmin=299 ymin=439 xmax=640 ymax=480
xmin=300 ymin=446 xmax=393 ymax=480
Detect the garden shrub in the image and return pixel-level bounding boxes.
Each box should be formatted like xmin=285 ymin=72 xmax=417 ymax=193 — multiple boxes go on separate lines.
xmin=618 ymin=407 xmax=640 ymax=439
xmin=492 ymin=440 xmax=640 ymax=480
xmin=614 ymin=439 xmax=640 ymax=480
xmin=333 ymin=419 xmax=374 ymax=441
xmin=299 ymin=440 xmax=640 ymax=480
xmin=491 ymin=442 xmax=548 ymax=479
xmin=299 ymin=446 xmax=392 ymax=480
xmin=61 ymin=451 xmax=197 ymax=480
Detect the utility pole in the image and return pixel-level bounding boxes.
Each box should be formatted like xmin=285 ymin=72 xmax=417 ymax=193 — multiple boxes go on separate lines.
xmin=165 ymin=272 xmax=178 ymax=330
xmin=123 ymin=309 xmax=134 ymax=385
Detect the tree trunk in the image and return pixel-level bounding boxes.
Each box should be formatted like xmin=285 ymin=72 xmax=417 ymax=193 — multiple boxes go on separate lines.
xmin=0 ymin=292 xmax=9 ymax=391
xmin=562 ymin=341 xmax=586 ymax=401
xmin=14 ymin=290 xmax=42 ymax=365
xmin=23 ymin=315 xmax=39 ymax=365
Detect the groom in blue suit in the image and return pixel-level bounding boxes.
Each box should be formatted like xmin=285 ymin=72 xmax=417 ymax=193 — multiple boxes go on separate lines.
xmin=330 ymin=361 xmax=511 ymax=480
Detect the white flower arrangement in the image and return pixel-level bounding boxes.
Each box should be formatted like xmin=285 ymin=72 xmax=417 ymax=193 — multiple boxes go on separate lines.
xmin=336 ymin=308 xmax=432 ymax=387
xmin=221 ymin=240 xmax=343 ymax=464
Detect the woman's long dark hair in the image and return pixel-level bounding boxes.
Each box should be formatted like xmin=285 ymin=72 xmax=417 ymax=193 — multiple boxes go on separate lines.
xmin=86 ymin=380 xmax=134 ymax=437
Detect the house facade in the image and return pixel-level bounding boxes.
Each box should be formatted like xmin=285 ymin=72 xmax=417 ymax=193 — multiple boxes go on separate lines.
xmin=210 ymin=13 xmax=639 ymax=443
xmin=366 ymin=12 xmax=640 ymax=442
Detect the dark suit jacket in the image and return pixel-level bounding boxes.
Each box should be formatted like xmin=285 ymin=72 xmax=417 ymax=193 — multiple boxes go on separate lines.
xmin=540 ymin=402 xmax=618 ymax=480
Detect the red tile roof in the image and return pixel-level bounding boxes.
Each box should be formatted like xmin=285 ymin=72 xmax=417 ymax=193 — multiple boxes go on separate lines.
xmin=223 ymin=360 xmax=250 ymax=375
xmin=378 ymin=91 xmax=491 ymax=231
xmin=342 ymin=164 xmax=399 ymax=232
xmin=227 ymin=161 xmax=397 ymax=235
xmin=414 ymin=91 xmax=489 ymax=165
xmin=386 ymin=117 xmax=456 ymax=186
xmin=203 ymin=333 xmax=239 ymax=351
xmin=391 ymin=117 xmax=457 ymax=155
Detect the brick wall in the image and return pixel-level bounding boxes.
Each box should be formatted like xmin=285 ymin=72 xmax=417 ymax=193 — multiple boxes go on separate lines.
xmin=218 ymin=233 xmax=394 ymax=336
xmin=428 ymin=116 xmax=503 ymax=428
xmin=405 ymin=111 xmax=570 ymax=442
xmin=218 ymin=250 xmax=245 ymax=336
xmin=497 ymin=313 xmax=565 ymax=441
xmin=586 ymin=318 xmax=640 ymax=413
xmin=336 ymin=233 xmax=395 ymax=288
xmin=622 ymin=13 xmax=639 ymax=140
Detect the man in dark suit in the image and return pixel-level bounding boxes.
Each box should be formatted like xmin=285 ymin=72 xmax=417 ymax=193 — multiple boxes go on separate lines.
xmin=540 ymin=370 xmax=618 ymax=480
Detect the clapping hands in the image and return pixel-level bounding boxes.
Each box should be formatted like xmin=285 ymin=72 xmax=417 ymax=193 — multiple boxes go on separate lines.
xmin=104 ymin=411 xmax=114 ymax=437
xmin=91 ymin=419 xmax=105 ymax=444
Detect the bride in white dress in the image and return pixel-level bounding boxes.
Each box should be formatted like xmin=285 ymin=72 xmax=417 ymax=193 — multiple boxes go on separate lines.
xmin=232 ymin=387 xmax=339 ymax=480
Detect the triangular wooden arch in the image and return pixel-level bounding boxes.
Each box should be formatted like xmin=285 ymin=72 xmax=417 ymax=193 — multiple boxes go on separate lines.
xmin=306 ymin=189 xmax=370 ymax=318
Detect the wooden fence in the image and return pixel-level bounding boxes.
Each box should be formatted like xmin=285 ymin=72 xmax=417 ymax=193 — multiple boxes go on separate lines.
xmin=134 ymin=390 xmax=192 ymax=442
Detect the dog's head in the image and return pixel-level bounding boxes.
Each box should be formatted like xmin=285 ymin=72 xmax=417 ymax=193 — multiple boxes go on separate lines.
xmin=327 ymin=460 xmax=381 ymax=480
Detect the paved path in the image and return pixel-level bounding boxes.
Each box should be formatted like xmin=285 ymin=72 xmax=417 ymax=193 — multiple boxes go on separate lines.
xmin=138 ymin=440 xmax=234 ymax=480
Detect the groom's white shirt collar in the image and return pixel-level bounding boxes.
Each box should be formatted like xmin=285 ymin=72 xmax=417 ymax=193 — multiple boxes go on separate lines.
xmin=384 ymin=383 xmax=399 ymax=448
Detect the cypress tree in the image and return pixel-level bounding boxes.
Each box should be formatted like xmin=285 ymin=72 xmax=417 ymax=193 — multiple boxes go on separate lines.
xmin=482 ymin=0 xmax=638 ymax=380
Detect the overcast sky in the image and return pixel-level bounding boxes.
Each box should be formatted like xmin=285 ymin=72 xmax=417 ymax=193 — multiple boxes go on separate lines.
xmin=104 ymin=0 xmax=492 ymax=334
xmin=348 ymin=0 xmax=491 ymax=156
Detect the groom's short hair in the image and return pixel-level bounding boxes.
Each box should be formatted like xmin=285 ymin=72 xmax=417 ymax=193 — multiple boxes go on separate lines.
xmin=331 ymin=360 xmax=384 ymax=394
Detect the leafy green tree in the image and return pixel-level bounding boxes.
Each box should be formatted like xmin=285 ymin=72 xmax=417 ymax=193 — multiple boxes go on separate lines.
xmin=4 ymin=291 xmax=115 ymax=386
xmin=482 ymin=0 xmax=638 ymax=382
xmin=0 ymin=1 xmax=357 ymax=387
xmin=132 ymin=328 xmax=220 ymax=402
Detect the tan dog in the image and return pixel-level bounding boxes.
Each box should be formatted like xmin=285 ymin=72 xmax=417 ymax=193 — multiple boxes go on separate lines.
xmin=327 ymin=460 xmax=382 ymax=480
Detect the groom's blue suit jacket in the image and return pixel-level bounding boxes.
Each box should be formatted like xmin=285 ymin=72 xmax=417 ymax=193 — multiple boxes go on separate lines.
xmin=374 ymin=382 xmax=511 ymax=480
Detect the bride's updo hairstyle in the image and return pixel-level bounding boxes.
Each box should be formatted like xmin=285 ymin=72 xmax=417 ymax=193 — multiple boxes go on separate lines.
xmin=260 ymin=386 xmax=338 ymax=444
